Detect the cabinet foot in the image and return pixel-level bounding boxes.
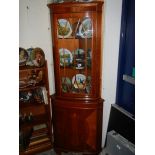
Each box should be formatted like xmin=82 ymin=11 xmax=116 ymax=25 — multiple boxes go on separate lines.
xmin=55 ymin=151 xmax=61 ymax=155
xmin=83 ymin=153 xmax=99 ymax=155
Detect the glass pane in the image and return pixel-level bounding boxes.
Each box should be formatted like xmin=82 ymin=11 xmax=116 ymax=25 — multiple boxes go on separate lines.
xmin=57 ymin=16 xmax=93 ymax=95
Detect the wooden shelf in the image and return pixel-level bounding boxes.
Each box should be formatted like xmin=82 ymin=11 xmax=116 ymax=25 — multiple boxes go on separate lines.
xmin=19 ymin=65 xmax=46 ymax=71
xmin=19 ymin=83 xmax=46 ymax=91
xmin=19 ymin=102 xmax=48 ymax=109
xmin=20 ymin=114 xmax=49 ymax=129
xmin=20 ymin=141 xmax=52 ymax=155
xmin=19 ymin=61 xmax=52 ymax=154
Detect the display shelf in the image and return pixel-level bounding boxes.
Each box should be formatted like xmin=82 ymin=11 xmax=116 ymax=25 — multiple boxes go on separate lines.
xmin=19 ymin=101 xmax=46 ymax=108
xmin=19 ymin=65 xmax=46 ymax=70
xmin=19 ymin=60 xmax=52 ymax=155
xmin=19 ymin=84 xmax=46 ymax=91
xmin=20 ymin=114 xmax=48 ymax=129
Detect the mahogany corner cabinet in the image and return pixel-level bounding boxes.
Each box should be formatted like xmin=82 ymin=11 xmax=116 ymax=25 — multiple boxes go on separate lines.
xmin=48 ymin=1 xmax=104 ymax=154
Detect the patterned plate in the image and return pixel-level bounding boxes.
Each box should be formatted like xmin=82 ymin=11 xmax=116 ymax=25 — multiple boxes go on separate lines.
xmin=72 ymin=74 xmax=86 ymax=89
xmin=19 ymin=47 xmax=28 ymax=66
xmin=79 ymin=18 xmax=92 ymax=38
xmin=31 ymin=48 xmax=45 ymax=67
xmin=58 ymin=19 xmax=72 ymax=38
xmin=59 ymin=48 xmax=73 ymax=66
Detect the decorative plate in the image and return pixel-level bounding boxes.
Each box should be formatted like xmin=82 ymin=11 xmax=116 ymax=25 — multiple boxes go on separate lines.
xmin=58 ymin=19 xmax=72 ymax=38
xmin=31 ymin=48 xmax=45 ymax=67
xmin=19 ymin=47 xmax=28 ymax=66
xmin=25 ymin=48 xmax=34 ymax=66
xmin=72 ymin=74 xmax=86 ymax=89
xmin=59 ymin=48 xmax=73 ymax=66
xmin=62 ymin=77 xmax=72 ymax=93
xmin=79 ymin=18 xmax=92 ymax=38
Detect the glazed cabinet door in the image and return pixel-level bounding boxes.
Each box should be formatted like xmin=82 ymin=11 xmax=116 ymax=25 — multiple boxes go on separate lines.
xmin=52 ymin=12 xmax=99 ymax=98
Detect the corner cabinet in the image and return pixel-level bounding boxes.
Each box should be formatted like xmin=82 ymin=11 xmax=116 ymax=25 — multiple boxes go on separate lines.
xmin=48 ymin=1 xmax=104 ymax=154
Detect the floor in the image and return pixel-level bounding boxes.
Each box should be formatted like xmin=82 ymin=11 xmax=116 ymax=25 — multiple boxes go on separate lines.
xmin=36 ymin=148 xmax=108 ymax=155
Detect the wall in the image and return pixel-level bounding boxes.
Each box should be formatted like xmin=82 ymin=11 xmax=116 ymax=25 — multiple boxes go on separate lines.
xmin=19 ymin=0 xmax=55 ymax=94
xmin=19 ymin=0 xmax=122 ymax=148
xmin=101 ymin=0 xmax=122 ymax=146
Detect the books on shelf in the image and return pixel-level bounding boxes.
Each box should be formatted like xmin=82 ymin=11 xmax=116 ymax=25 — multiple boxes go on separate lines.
xmin=30 ymin=128 xmax=48 ymax=141
xmin=28 ymin=123 xmax=50 ymax=149
xmin=29 ymin=135 xmax=50 ymax=147
xmin=32 ymin=128 xmax=48 ymax=137
xmin=33 ymin=123 xmax=47 ymax=131
xmin=41 ymin=87 xmax=48 ymax=104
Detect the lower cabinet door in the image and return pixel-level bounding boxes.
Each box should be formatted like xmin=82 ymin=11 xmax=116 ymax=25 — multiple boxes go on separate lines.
xmin=52 ymin=100 xmax=103 ymax=153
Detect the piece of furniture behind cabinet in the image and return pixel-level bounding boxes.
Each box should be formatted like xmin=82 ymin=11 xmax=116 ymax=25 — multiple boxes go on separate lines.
xmin=48 ymin=1 xmax=104 ymax=155
xmin=19 ymin=61 xmax=52 ymax=155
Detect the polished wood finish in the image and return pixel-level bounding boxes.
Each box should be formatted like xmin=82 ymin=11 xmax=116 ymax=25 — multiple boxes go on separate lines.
xmin=19 ymin=61 xmax=52 ymax=155
xmin=48 ymin=1 xmax=104 ymax=154
xmin=51 ymin=97 xmax=103 ymax=154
